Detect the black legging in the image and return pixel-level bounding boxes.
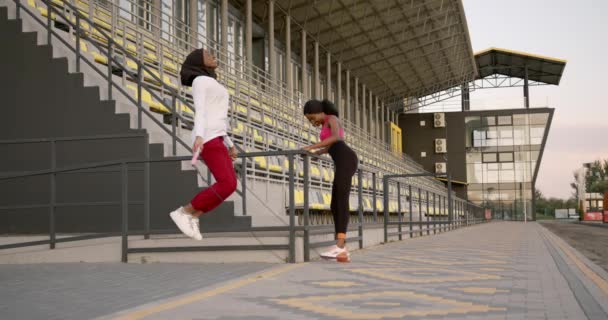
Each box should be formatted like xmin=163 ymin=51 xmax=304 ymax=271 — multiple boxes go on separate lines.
xmin=328 ymin=141 xmax=359 ymax=235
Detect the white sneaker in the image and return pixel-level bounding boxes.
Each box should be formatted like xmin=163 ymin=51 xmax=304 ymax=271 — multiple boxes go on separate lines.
xmin=320 ymin=245 xmax=350 ymax=259
xmin=189 ymin=216 xmax=203 ymax=241
xmin=170 ymin=207 xmax=194 ymax=238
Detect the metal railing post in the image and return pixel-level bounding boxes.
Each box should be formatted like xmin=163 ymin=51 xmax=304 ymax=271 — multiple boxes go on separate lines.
xmin=121 ymin=163 xmax=129 ymax=263
xmin=171 ymin=95 xmax=177 ymax=156
xmin=372 ymin=172 xmax=377 ymax=222
xmin=433 ymin=193 xmax=437 ymax=234
xmin=16 ymin=0 xmax=20 ymax=19
xmin=418 ymin=188 xmax=422 ymax=237
xmin=137 ymin=62 xmax=142 ymax=129
xmin=426 ymin=190 xmax=430 ymax=235
xmin=144 ymin=141 xmax=150 ymax=239
xmin=303 ymin=154 xmax=310 ymax=262
xmin=408 ymin=185 xmax=413 ymax=238
xmin=447 ymin=173 xmax=453 ymax=231
xmin=287 ymin=154 xmax=295 ymax=263
xmin=383 ymin=177 xmax=389 ymax=243
xmin=397 ymin=182 xmax=402 ymax=240
xmin=241 ymin=162 xmax=247 ymax=216
xmin=357 ymin=169 xmax=363 ymax=249
xmin=49 ymin=140 xmax=56 ymax=249
xmin=46 ymin=1 xmax=51 ymax=45
xmin=107 ymin=41 xmax=113 ymax=100
xmin=76 ymin=15 xmax=81 ymax=73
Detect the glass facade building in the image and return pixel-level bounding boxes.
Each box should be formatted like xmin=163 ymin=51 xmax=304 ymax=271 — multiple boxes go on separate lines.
xmin=464 ymin=111 xmax=552 ymax=220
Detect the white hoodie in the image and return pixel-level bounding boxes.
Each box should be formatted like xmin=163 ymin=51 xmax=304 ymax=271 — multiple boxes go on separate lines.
xmin=191 ymin=76 xmax=233 ymax=148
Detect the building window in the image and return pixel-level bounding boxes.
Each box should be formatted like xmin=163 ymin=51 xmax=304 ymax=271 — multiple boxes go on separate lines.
xmin=483 ymin=116 xmax=496 ymax=126
xmin=499 ymin=152 xmax=514 ymax=162
xmin=498 ymin=115 xmax=512 ymax=125
xmin=482 ymin=153 xmax=497 ymax=163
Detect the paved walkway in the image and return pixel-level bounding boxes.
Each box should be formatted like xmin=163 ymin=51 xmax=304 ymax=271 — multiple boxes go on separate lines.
xmin=2 ymin=222 xmax=608 ymax=320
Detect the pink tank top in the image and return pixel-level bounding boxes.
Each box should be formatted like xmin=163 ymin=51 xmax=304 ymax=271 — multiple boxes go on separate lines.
xmin=319 ymin=116 xmax=344 ymax=141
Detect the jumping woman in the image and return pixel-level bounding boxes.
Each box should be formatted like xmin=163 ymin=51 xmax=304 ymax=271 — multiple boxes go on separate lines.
xmin=169 ymin=48 xmax=238 ymax=240
xmin=302 ymin=100 xmax=359 ymax=261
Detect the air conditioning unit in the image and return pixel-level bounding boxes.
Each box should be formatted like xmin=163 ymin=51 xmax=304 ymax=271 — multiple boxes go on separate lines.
xmin=435 ymin=138 xmax=447 ymax=153
xmin=435 ymin=162 xmax=447 ymax=174
xmin=434 ymin=112 xmax=446 ymax=127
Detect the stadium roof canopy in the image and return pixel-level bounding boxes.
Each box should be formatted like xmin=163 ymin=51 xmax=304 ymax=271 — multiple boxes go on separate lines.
xmin=474 ymin=47 xmax=567 ymax=85
xmin=242 ymin=0 xmax=478 ymax=106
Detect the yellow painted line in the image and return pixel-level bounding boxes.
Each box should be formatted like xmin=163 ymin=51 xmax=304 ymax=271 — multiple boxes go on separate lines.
xmin=543 ymin=228 xmax=608 ymax=296
xmin=113 ymin=263 xmax=303 ymax=320
xmin=312 ymin=281 xmax=361 ymax=288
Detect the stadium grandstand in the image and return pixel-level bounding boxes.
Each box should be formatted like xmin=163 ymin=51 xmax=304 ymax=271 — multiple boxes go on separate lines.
xmin=0 ymin=0 xmax=486 ymax=263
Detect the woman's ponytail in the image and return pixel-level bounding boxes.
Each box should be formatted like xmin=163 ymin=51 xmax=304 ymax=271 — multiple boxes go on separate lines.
xmin=321 ymin=99 xmax=339 ymax=118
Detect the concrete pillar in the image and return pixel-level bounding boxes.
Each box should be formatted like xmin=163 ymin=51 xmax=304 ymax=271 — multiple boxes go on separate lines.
xmin=381 ymin=101 xmax=385 ymax=142
xmin=246 ymin=0 xmax=253 ymax=72
xmin=285 ymin=15 xmax=292 ymax=102
xmin=301 ymin=30 xmax=307 ymax=101
xmin=369 ymin=91 xmax=373 ymax=137
xmin=268 ymin=0 xmax=275 ymax=82
xmin=314 ymin=42 xmax=320 ymax=98
xmin=221 ymin=0 xmax=228 ymax=58
xmin=152 ymin=0 xmax=161 ymax=39
xmin=354 ymin=78 xmax=359 ymax=127
xmin=375 ymin=96 xmax=379 ymax=139
xmin=362 ymin=84 xmax=366 ymax=132
xmin=345 ymin=69 xmax=350 ymax=121
xmin=337 ymin=62 xmax=342 ymax=115
xmin=326 ymin=52 xmax=331 ymax=100
xmin=189 ymin=0 xmax=197 ymax=48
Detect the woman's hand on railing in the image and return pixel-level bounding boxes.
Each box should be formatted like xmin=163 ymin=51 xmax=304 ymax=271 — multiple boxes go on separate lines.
xmin=229 ymin=146 xmax=238 ymax=161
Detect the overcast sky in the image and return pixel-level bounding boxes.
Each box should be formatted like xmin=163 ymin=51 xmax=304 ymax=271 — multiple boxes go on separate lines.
xmin=459 ymin=0 xmax=608 ymax=199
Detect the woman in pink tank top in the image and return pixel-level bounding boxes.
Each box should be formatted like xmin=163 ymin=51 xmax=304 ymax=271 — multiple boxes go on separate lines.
xmin=303 ymin=100 xmax=358 ymax=262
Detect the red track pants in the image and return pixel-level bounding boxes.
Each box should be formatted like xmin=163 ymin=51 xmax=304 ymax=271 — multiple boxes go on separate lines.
xmin=190 ymin=137 xmax=237 ymax=214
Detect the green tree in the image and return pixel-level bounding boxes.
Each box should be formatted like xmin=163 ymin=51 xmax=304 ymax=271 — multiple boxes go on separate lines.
xmin=571 ymin=159 xmax=608 ymax=196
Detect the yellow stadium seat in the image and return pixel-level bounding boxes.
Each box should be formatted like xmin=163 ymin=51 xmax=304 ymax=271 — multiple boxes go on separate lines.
xmin=160 ymin=59 xmax=177 ymax=73
xmin=322 ymin=192 xmax=331 ymax=206
xmin=232 ymin=122 xmax=245 ymax=135
xmin=38 ymin=6 xmax=56 ymax=20
xmin=254 ymin=156 xmax=267 ymax=170
xmin=268 ymin=157 xmax=282 ymax=173
xmin=253 ymin=129 xmax=264 ymax=143
xmin=263 ymin=114 xmax=274 ymax=126
xmin=144 ymin=51 xmax=158 ymax=64
xmin=92 ymin=51 xmax=107 ymax=65
xmin=364 ymin=198 xmax=372 ymax=212
xmin=310 ymin=191 xmax=326 ymax=210
xmin=236 ymin=105 xmax=247 ymax=115
xmin=295 ymin=189 xmax=304 ymax=207
xmin=310 ymin=165 xmax=321 ymax=180
xmin=126 ymin=84 xmax=169 ymax=114
xmin=249 ymin=97 xmax=261 ymax=108
xmin=143 ymin=40 xmax=156 ymax=51
xmin=322 ymin=167 xmax=331 ymax=182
